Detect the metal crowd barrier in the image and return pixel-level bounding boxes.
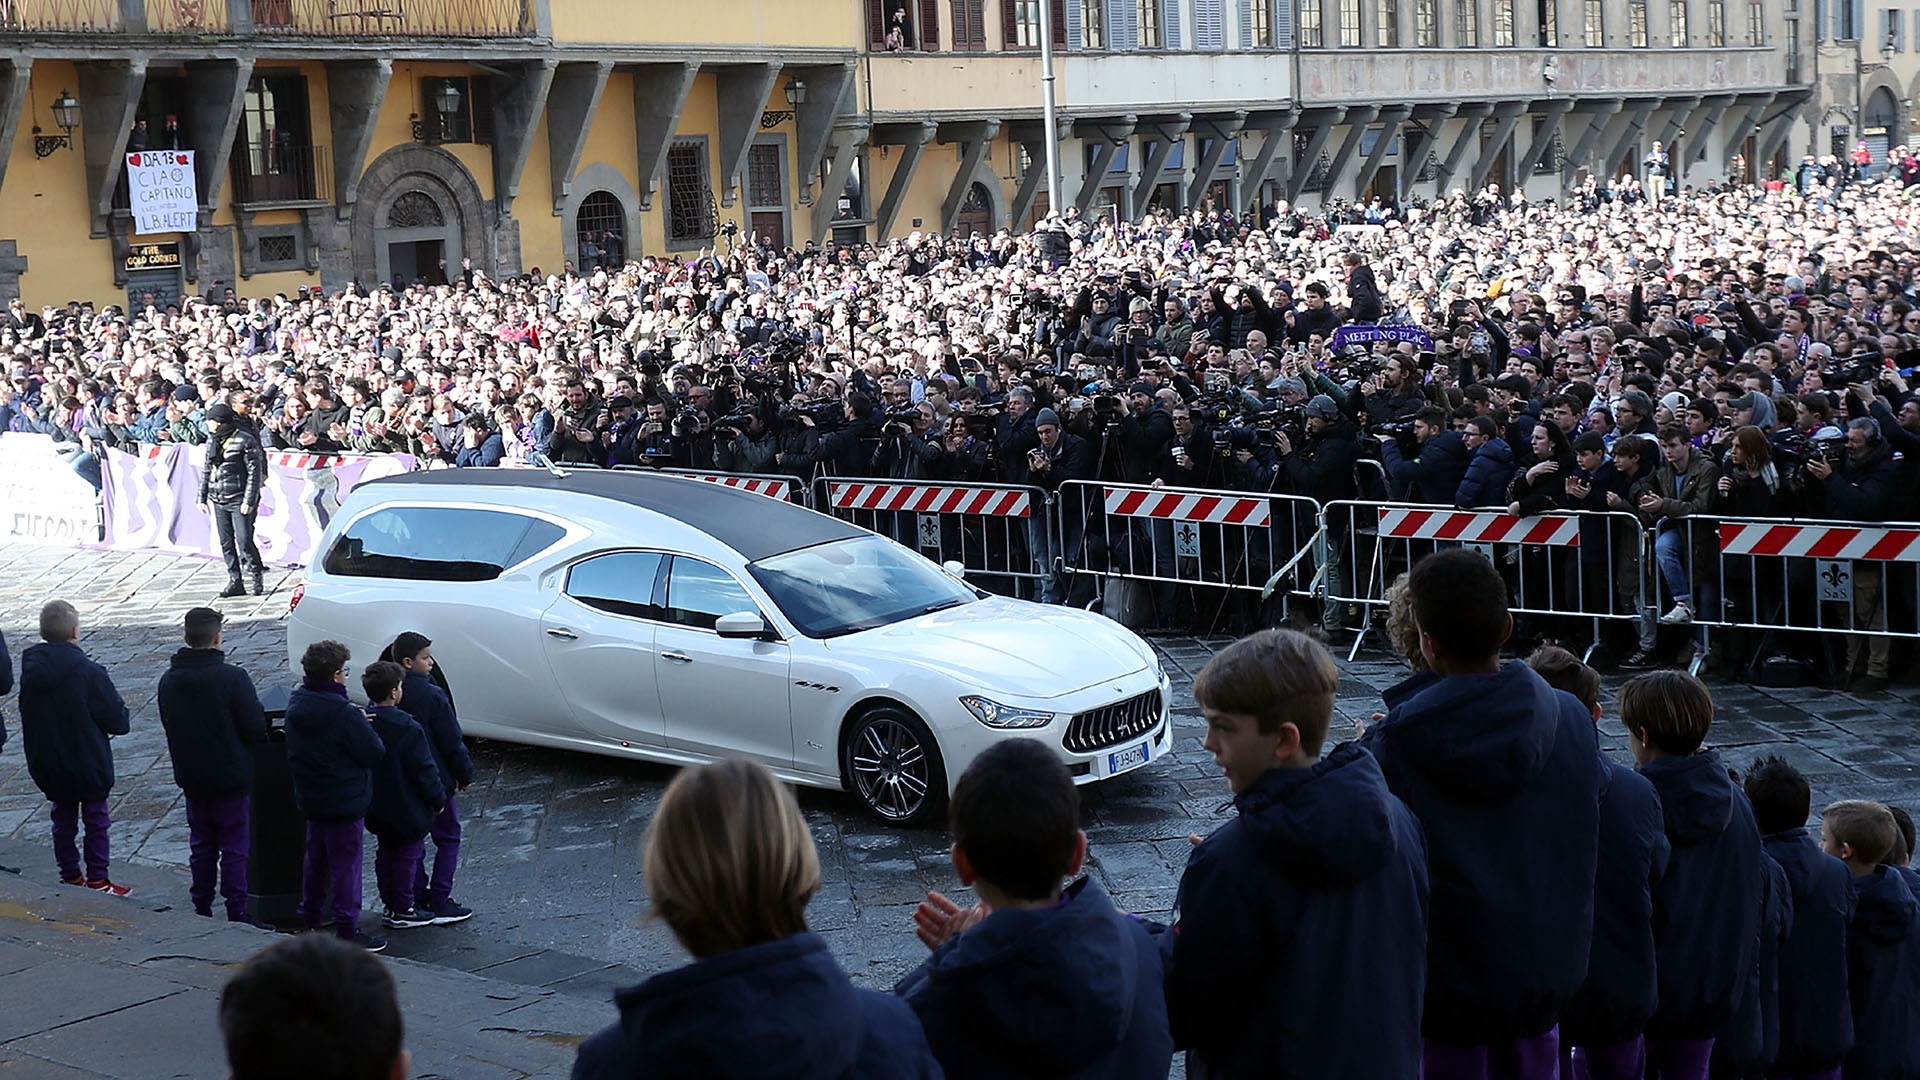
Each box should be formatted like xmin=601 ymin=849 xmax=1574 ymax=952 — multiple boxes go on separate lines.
xmin=1681 ymin=515 xmax=1920 ymax=677
xmin=613 ymin=465 xmax=806 ymax=504
xmin=813 ymin=478 xmax=1052 ymax=582
xmin=1060 ymin=480 xmax=1325 ymax=615
xmin=1320 ymin=500 xmax=1653 ymax=662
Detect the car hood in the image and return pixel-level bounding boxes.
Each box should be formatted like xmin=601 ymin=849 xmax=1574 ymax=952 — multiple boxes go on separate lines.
xmin=824 ymin=596 xmax=1151 ymax=699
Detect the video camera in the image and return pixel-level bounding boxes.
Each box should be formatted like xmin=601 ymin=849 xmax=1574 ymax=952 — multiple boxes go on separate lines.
xmin=1774 ymin=430 xmax=1847 ymax=481
xmin=712 ymin=406 xmax=760 ymax=433
xmin=779 ymin=398 xmax=845 ymax=432
xmin=1825 ymin=354 xmax=1884 ymax=386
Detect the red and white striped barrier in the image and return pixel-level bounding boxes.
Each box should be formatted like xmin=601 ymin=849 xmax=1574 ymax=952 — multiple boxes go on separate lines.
xmin=670 ymin=471 xmax=796 ymax=500
xmin=1719 ymin=522 xmax=1920 ymax=562
xmin=1377 ymin=507 xmax=1581 ymax=546
xmin=1103 ymin=487 xmax=1271 ymax=527
xmin=828 ymin=481 xmax=1032 ymax=518
xmin=142 ymin=445 xmax=369 ymax=470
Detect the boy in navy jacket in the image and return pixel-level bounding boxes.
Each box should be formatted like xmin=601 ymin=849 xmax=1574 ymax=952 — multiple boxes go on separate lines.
xmin=1622 ymin=670 xmax=1761 ymax=1080
xmin=1822 ymin=800 xmax=1920 ymax=1080
xmin=898 ymin=738 xmax=1172 ymax=1080
xmin=386 ymin=632 xmax=473 ymax=925
xmin=1360 ymin=550 xmax=1602 ymax=1080
xmin=1528 ymin=647 xmax=1669 ymax=1080
xmin=157 ymin=607 xmax=268 ymax=920
xmin=284 ymin=640 xmax=386 ymax=950
xmin=1743 ymin=756 xmax=1852 ymax=1079
xmin=360 ymin=660 xmax=443 ymax=930
xmin=18 ymin=600 xmax=131 ymax=895
xmin=1157 ymin=629 xmax=1428 ymax=1079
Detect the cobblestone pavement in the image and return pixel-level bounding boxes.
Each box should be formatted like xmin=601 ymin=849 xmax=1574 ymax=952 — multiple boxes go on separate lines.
xmin=1 ymin=542 xmax=1916 ymax=1002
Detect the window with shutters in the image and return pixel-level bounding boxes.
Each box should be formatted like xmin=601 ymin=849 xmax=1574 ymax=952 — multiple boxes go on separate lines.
xmin=1196 ymin=0 xmax=1225 ymax=44
xmin=1415 ymin=0 xmax=1439 ymax=38
xmin=1457 ymin=0 xmax=1479 ymax=43
xmin=1082 ymin=0 xmax=1106 ymax=43
xmin=1630 ymin=0 xmax=1648 ymax=42
xmin=1585 ymin=0 xmax=1604 ymax=40
xmin=1008 ymin=0 xmax=1042 ymax=43
xmin=953 ymin=0 xmax=988 ymax=46
xmin=1300 ymin=0 xmax=1324 ymax=41
xmin=666 ymin=139 xmax=714 ymax=246
xmin=420 ymin=76 xmax=489 ymax=144
xmin=1493 ymin=0 xmax=1513 ymax=39
xmin=1668 ymin=0 xmax=1688 ymax=42
xmin=1340 ymin=0 xmax=1361 ymax=40
xmin=1137 ymin=0 xmax=1162 ymax=44
xmin=1378 ymin=0 xmax=1400 ymax=42
xmin=1747 ymin=0 xmax=1763 ymax=39
xmin=1707 ymin=0 xmax=1725 ymax=39
xmin=1250 ymin=0 xmax=1274 ymax=42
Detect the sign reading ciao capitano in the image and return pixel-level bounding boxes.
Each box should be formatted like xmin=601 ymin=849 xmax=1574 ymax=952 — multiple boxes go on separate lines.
xmin=126 ymin=150 xmax=198 ymax=237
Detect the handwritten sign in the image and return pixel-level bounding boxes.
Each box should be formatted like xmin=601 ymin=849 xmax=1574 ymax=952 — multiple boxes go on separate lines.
xmin=126 ymin=150 xmax=198 ymax=236
xmin=125 ymin=242 xmax=181 ymax=273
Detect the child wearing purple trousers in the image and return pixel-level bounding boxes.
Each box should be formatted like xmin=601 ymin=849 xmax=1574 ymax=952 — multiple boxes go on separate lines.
xmin=360 ymin=661 xmax=444 ymax=931
xmin=1623 ymin=671 xmax=1761 ymax=1080
xmin=18 ymin=600 xmax=132 ymax=896
xmin=283 ymin=640 xmax=387 ymax=952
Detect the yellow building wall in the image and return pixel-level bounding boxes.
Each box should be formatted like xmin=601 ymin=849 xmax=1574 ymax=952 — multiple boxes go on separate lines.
xmin=551 ymin=0 xmax=859 ymax=49
xmin=565 ymin=70 xmax=644 ymax=251
xmin=3 ymin=60 xmax=121 ymax=307
xmin=517 ymin=109 xmax=561 ymax=273
xmin=369 ymin=62 xmax=495 ymax=202
xmin=867 ymin=132 xmax=1019 ymax=239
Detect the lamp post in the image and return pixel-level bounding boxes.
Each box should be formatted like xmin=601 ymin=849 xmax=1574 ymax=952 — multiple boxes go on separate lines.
xmin=33 ymin=89 xmax=81 ymax=158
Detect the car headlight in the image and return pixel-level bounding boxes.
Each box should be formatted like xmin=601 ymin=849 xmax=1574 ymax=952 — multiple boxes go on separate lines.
xmin=960 ymin=695 xmax=1055 ymax=729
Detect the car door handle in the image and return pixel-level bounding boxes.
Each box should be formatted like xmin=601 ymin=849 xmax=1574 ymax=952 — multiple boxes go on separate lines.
xmin=660 ymin=651 xmax=692 ymax=664
xmin=545 ymin=627 xmax=578 ymax=640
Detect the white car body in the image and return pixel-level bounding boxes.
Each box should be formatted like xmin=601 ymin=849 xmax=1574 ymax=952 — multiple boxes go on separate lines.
xmin=286 ymin=469 xmax=1171 ymax=823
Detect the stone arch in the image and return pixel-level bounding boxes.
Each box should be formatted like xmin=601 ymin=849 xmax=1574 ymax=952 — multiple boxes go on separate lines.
xmin=559 ymin=161 xmax=644 ymax=270
xmin=350 ymin=144 xmax=490 ymax=290
xmin=1861 ymin=68 xmax=1908 ymax=150
xmin=946 ymin=159 xmax=1006 ymax=234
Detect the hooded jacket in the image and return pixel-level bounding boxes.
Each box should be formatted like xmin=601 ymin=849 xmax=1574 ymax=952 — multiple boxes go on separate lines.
xmin=1454 ymin=435 xmax=1517 ymax=508
xmin=283 ymin=682 xmax=386 ymax=823
xmin=1709 ymin=850 xmax=1793 ymax=1076
xmin=156 ymin=647 xmax=268 ymax=801
xmin=1844 ymin=865 xmax=1920 ymax=1080
xmin=19 ymin=640 xmax=130 ymax=803
xmin=894 ymin=877 xmax=1170 ymax=1080
xmin=1360 ymin=663 xmax=1605 ymax=1042
xmin=1819 ymin=439 xmax=1900 ymax=521
xmin=1381 ymin=429 xmax=1473 ymax=505
xmin=1561 ymin=759 xmax=1669 ymax=1047
xmin=1156 ymin=743 xmax=1428 ymax=1078
xmin=200 ymin=422 xmax=265 ymax=508
xmin=1640 ymin=751 xmax=1762 ymax=1039
xmin=365 ymin=705 xmax=444 ymax=842
xmin=1763 ymin=828 xmax=1855 ymax=1072
xmin=398 ymin=669 xmax=472 ymax=801
xmin=572 ymin=932 xmax=941 ymax=1080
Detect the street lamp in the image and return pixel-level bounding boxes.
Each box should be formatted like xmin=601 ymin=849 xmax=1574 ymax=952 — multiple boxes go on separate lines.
xmin=34 ymin=89 xmax=80 ymax=158
xmin=785 ymin=78 xmax=808 ymax=107
xmin=434 ymin=80 xmax=463 ymax=121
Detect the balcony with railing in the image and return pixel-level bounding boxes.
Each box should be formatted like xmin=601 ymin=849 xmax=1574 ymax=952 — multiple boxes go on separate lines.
xmin=146 ymin=0 xmax=230 ymax=31
xmin=248 ymin=0 xmax=531 ymax=36
xmin=0 ymin=0 xmax=122 ymax=31
xmin=231 ymin=140 xmax=331 ymax=206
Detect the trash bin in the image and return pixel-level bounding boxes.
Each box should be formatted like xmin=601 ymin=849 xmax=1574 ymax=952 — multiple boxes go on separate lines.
xmin=248 ymin=684 xmax=305 ymax=929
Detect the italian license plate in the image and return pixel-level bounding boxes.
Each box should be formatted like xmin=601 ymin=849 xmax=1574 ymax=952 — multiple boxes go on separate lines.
xmin=1108 ymin=740 xmax=1151 ymax=774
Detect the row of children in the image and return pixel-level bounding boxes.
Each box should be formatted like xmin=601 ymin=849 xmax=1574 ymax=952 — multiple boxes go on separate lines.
xmin=0 ymin=604 xmax=473 ymax=951
xmin=558 ymin=548 xmax=1920 ymax=1080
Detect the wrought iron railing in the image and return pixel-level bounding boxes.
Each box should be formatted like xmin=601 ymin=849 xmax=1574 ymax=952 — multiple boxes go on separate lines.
xmin=146 ymin=0 xmax=231 ymax=31
xmin=232 ymin=141 xmax=332 ymax=205
xmin=250 ymin=0 xmax=531 ymax=36
xmin=0 ymin=0 xmax=122 ymax=31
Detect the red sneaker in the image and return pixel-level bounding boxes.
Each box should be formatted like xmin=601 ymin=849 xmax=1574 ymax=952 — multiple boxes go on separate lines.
xmin=85 ymin=879 xmax=132 ymax=897
xmin=60 ymin=876 xmax=86 ymax=887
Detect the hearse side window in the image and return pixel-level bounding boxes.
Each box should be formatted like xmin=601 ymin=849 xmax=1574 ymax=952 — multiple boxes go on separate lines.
xmin=322 ymin=507 xmax=565 ymax=581
xmin=565 ymin=551 xmax=666 ymax=619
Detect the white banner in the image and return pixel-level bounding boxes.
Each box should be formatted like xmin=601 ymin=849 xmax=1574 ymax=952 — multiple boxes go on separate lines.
xmin=0 ymin=433 xmax=99 ymax=546
xmin=126 ymin=150 xmax=198 ymax=235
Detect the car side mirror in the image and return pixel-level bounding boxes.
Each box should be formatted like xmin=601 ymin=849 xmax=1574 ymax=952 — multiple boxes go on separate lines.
xmin=715 ymin=611 xmax=773 ymax=640
xmin=942 ymin=560 xmax=967 ymax=579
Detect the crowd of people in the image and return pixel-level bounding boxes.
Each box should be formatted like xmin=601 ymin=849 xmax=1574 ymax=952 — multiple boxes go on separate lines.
xmin=167 ymin=547 xmax=1920 ymax=1080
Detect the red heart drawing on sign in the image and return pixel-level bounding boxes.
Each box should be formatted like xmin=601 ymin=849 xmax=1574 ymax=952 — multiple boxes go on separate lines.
xmin=176 ymin=154 xmax=188 ymax=164
xmin=128 ymin=153 xmax=141 ymax=166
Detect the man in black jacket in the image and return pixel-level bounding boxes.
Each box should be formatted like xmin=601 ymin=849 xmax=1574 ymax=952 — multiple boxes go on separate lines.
xmin=1346 ymin=252 xmax=1384 ymax=323
xmin=1805 ymin=417 xmax=1900 ymax=691
xmin=1381 ymin=406 xmax=1472 ymax=503
xmin=1027 ymin=408 xmax=1092 ymax=603
xmin=1279 ymin=396 xmax=1365 ymax=632
xmin=200 ymin=401 xmax=267 ymax=598
xmin=157 ymin=607 xmax=268 ymax=920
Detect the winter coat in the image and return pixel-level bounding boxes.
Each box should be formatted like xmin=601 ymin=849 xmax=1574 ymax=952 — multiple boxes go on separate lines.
xmin=155 ymin=647 xmax=268 ymax=801
xmin=1764 ymin=828 xmax=1855 ymax=1072
xmin=452 ymin=432 xmax=504 ymax=468
xmin=1642 ymin=446 xmax=1721 ymax=577
xmin=1360 ymin=663 xmax=1605 ymax=1042
xmin=1282 ymin=420 xmax=1363 ymax=503
xmin=18 ymin=641 xmax=129 ymax=803
xmin=1506 ymin=450 xmax=1575 ymax=516
xmin=895 ymin=877 xmax=1171 ymax=1080
xmin=1348 ymin=264 xmax=1384 ymax=323
xmin=1382 ymin=430 xmax=1472 ymax=505
xmin=1843 ymin=866 xmax=1920 ymax=1080
xmin=1562 ymin=760 xmax=1669 ymax=1047
xmin=1454 ymin=436 xmax=1517 ymax=508
xmin=399 ymin=670 xmax=472 ymax=800
xmin=1156 ymin=744 xmax=1428 ymax=1079
xmin=365 ymin=705 xmax=443 ymax=842
xmin=1818 ymin=440 xmax=1900 ymax=521
xmin=571 ymin=932 xmax=942 ymax=1080
xmin=1640 ymin=751 xmax=1762 ymax=1040
xmin=1709 ymin=850 xmax=1793 ymax=1076
xmin=283 ymin=682 xmax=386 ymax=823
xmin=199 ymin=423 xmax=266 ymax=508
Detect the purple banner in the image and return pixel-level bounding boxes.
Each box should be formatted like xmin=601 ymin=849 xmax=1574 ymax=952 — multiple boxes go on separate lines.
xmin=1331 ymin=323 xmax=1435 ymax=352
xmin=98 ymin=444 xmax=414 ymax=567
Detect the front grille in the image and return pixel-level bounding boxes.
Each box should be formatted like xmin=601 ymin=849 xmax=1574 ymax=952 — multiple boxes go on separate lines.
xmin=1064 ymin=689 xmax=1164 ymax=753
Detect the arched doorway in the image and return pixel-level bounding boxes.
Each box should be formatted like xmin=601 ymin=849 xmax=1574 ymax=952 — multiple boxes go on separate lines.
xmin=575 ymin=191 xmax=626 ymax=270
xmin=377 ymin=189 xmax=461 ymax=287
xmin=1864 ymin=87 xmax=1899 ymax=176
xmin=953 ymin=181 xmax=993 ymax=237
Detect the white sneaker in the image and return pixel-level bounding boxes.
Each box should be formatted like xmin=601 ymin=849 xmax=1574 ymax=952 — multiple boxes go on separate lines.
xmin=1658 ymin=602 xmax=1693 ymax=625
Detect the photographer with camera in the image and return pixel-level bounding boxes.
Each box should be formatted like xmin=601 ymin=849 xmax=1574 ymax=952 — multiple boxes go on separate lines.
xmin=1276 ymin=395 xmax=1365 ymax=634
xmin=543 ymin=379 xmax=605 ymax=466
xmin=871 ymin=401 xmax=942 ymax=479
xmin=1365 ymin=355 xmax=1427 ymax=426
xmin=711 ymin=399 xmax=778 ymax=474
xmin=1026 ymin=408 xmax=1092 ymax=604
xmin=996 ymin=388 xmax=1042 ymax=484
xmin=623 ymin=397 xmax=681 ymax=468
xmin=1379 ymin=406 xmax=1471 ymax=505
xmin=1112 ymin=380 xmax=1173 ymax=484
xmin=1803 ymin=416 xmax=1899 ymax=691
